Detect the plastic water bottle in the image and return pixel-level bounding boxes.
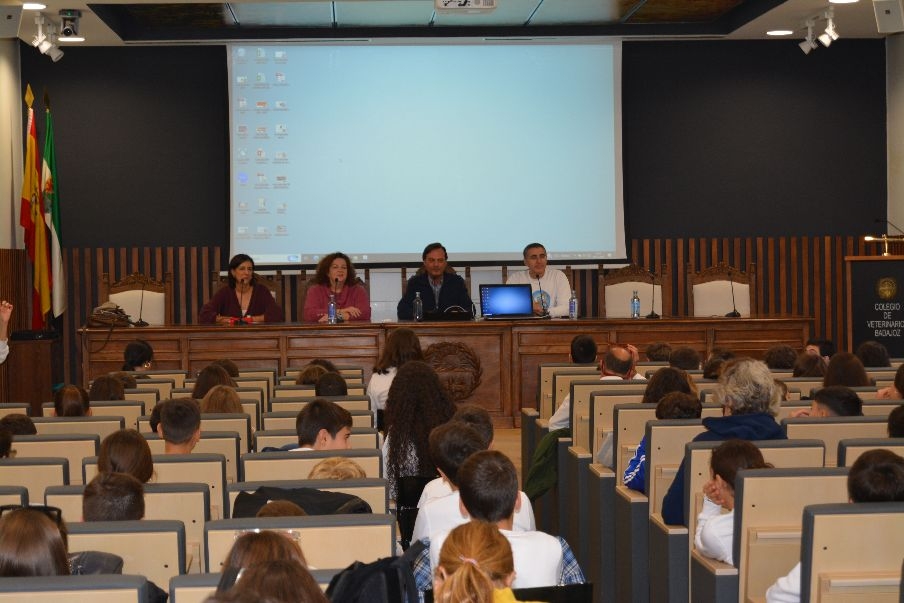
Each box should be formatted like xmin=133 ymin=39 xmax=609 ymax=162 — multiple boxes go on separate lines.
xmin=413 ymin=291 xmax=424 ymax=322
xmin=568 ymin=290 xmax=578 ymax=320
xmin=631 ymin=290 xmax=641 ymax=319
xmin=327 ymin=294 xmax=338 ymax=324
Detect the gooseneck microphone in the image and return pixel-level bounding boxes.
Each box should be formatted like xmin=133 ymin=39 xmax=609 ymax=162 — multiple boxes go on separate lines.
xmin=133 ymin=280 xmax=149 ymax=327
xmin=536 ymin=275 xmax=549 ymax=317
xmin=725 ymin=269 xmax=741 ymax=318
xmin=645 ymin=271 xmax=660 ymax=319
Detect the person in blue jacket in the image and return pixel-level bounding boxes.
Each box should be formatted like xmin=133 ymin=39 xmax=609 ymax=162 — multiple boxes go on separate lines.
xmin=660 ymin=357 xmax=785 ymax=525
xmin=398 ymin=243 xmax=472 ymax=320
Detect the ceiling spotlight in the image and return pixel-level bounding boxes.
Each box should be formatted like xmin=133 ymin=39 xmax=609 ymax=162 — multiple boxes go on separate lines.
xmin=46 ymin=45 xmax=64 ymax=62
xmin=23 ymin=3 xmax=47 ymax=10
xmin=799 ymin=20 xmax=818 ymax=54
xmin=57 ymin=8 xmax=84 ymax=42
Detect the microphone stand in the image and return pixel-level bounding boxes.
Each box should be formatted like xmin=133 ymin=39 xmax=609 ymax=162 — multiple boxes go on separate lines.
xmin=725 ymin=269 xmax=741 ymax=318
xmin=536 ymin=275 xmax=550 ymax=317
xmin=645 ymin=270 xmax=660 ymax=319
xmin=133 ymin=281 xmax=149 ymax=327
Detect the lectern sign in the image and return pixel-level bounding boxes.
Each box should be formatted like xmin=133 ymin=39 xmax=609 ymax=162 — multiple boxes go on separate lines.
xmin=847 ymin=256 xmax=904 ymax=357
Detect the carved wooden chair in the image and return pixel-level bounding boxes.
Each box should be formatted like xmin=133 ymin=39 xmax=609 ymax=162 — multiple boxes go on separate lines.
xmin=687 ymin=262 xmax=757 ymax=318
xmin=99 ymin=272 xmax=173 ymax=325
xmin=600 ymin=263 xmax=670 ymax=318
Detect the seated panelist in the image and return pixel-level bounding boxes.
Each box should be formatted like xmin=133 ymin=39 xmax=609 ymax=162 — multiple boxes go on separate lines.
xmin=199 ymin=253 xmax=284 ymax=325
xmin=303 ymin=252 xmax=371 ymax=323
xmin=506 ymin=242 xmax=571 ymax=317
xmin=397 ymin=242 xmax=472 ymax=320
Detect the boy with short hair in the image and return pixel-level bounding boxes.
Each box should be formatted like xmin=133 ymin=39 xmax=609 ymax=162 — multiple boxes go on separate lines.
xmin=83 ymin=472 xmax=146 ymax=521
xmin=290 ymin=398 xmax=352 ymax=451
xmin=156 ymin=398 xmax=202 ymax=454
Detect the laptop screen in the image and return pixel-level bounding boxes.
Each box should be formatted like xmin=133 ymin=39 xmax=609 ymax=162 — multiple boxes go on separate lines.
xmin=480 ymin=284 xmax=534 ymax=318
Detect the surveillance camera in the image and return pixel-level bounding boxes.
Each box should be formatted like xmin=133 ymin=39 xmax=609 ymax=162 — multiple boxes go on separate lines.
xmin=60 ymin=22 xmax=76 ymax=37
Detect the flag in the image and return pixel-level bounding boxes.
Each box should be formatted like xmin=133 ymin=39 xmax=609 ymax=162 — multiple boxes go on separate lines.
xmin=42 ymin=93 xmax=66 ymax=318
xmin=19 ymin=84 xmax=52 ymax=329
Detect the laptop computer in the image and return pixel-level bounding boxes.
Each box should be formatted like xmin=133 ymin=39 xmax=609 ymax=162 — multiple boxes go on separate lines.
xmin=479 ymin=284 xmax=539 ymax=320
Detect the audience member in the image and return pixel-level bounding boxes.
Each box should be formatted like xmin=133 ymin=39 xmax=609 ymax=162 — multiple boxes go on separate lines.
xmin=694 ymin=440 xmax=771 ymax=564
xmin=302 ymin=251 xmax=371 ymax=323
xmin=289 ymin=399 xmax=352 ymax=451
xmin=774 ymin=379 xmax=789 ymax=402
xmin=887 ymin=404 xmax=904 ymax=437
xmin=228 ymin=560 xmax=327 ymax=603
xmin=121 ymin=339 xmax=154 ymax=372
xmin=98 ymin=429 xmax=154 ymax=483
xmin=702 ymin=357 xmax=726 ymax=380
xmin=415 ymin=450 xmax=584 ymax=592
xmin=192 ymin=364 xmax=237 ymax=400
xmin=792 ymin=352 xmax=827 ymax=378
xmin=201 ymin=385 xmax=244 ymax=414
xmin=549 ymin=343 xmax=642 ymax=430
xmin=623 ymin=391 xmax=702 ymax=493
xmin=0 ymin=507 xmax=70 ymax=576
xmin=383 ymin=361 xmax=456 ymax=499
xmin=641 ymin=367 xmax=696 ymax=405
xmin=766 ymin=449 xmax=904 ymax=603
xmin=661 ymin=358 xmax=784 ymax=525
xmin=0 ymin=428 xmax=11 ymax=459
xmin=54 ymin=384 xmax=91 ymax=416
xmin=0 ymin=300 xmax=11 ymax=365
xmin=708 ymin=347 xmax=736 ymax=363
xmin=314 ymin=372 xmax=348 ymax=397
xmin=804 ymin=338 xmax=835 ymax=363
xmin=156 ymin=398 xmax=202 ymax=454
xmin=256 ymin=500 xmax=308 ymax=518
xmin=505 ymin=243 xmax=572 ymax=317
xmin=110 ymin=371 xmax=138 ymax=389
xmin=669 ymin=347 xmax=701 ymax=371
xmin=211 ymin=358 xmax=240 ymax=378
xmin=855 ymin=340 xmax=891 ymax=368
xmin=217 ymin=531 xmax=311 ymax=596
xmin=645 ymin=342 xmax=672 ymax=362
xmin=82 ymin=472 xmax=145 ymax=521
xmin=368 ymin=328 xmax=424 ymax=426
xmin=88 ymin=375 xmax=124 ymax=401
xmin=307 ymin=457 xmax=367 ymax=480
xmin=412 ymin=422 xmax=534 ymax=544
xmin=790 ymin=385 xmax=863 ymax=418
xmin=307 ymin=358 xmax=338 ymax=373
xmin=823 ymin=352 xmax=871 ymax=388
xmin=433 ymin=521 xmax=516 ymax=603
xmin=877 ymin=364 xmax=904 ymax=400
xmin=0 ymin=414 xmax=36 ymax=435
xmin=199 ymin=253 xmax=285 ymax=324
xmin=763 ymin=345 xmax=797 ymax=370
xmin=295 ymin=364 xmax=328 ymax=386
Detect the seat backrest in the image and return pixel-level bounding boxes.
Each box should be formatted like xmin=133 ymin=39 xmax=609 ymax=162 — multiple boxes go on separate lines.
xmin=777 ymin=377 xmax=826 ymax=399
xmin=800 ymin=502 xmax=904 ymax=603
xmin=254 ymin=428 xmax=379 ymax=451
xmin=200 ymin=413 xmax=252 ymax=454
xmin=236 ymin=368 xmax=277 ymax=392
xmin=274 ymin=384 xmax=365 ymax=398
xmin=278 ymin=374 xmax=365 ymax=386
xmin=68 ymin=520 xmax=185 ymax=587
xmin=536 ymin=363 xmax=598 ymax=419
xmin=570 ymin=380 xmax=646 ymax=451
xmin=0 ymin=403 xmax=30 ymax=418
xmin=0 ymin=457 xmax=68 ymax=501
xmin=269 ymin=396 xmax=372 ymax=414
xmin=42 ymin=401 xmax=145 ymax=430
xmin=644 ymin=420 xmax=707 ymax=515
xmin=127 ymin=370 xmax=187 ymax=389
xmin=32 ymin=416 xmax=124 ymax=441
xmin=101 ymin=272 xmax=173 ymax=326
xmin=124 ymin=388 xmax=159 ymax=407
xmin=262 ymin=410 xmax=373 ymax=430
xmin=0 ymin=575 xmax=148 ymax=602
xmin=227 ymin=477 xmax=389 ymax=515
xmin=143 ymin=431 xmax=241 ymax=485
xmin=131 ymin=378 xmax=175 ymax=400
xmin=687 ymin=262 xmax=756 ymax=318
xmin=837 ymin=438 xmax=904 ymax=466
xmin=552 ymin=371 xmax=599 ymax=410
xmin=13 ymin=434 xmax=98 ymax=486
xmin=734 ymin=467 xmax=849 ymax=601
xmin=0 ymin=485 xmax=27 ymax=507
xmin=601 ymin=263 xmax=670 ymax=318
xmin=233 ymin=377 xmax=271 ymax=405
xmin=240 ymin=449 xmax=383 ymax=482
xmin=586 ymin=390 xmax=645 ymax=458
xmin=782 ymin=416 xmax=889 ymax=466
xmin=204 ymin=514 xmax=395 ymax=572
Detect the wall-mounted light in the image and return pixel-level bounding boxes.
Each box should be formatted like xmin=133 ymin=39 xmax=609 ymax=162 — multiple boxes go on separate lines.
xmin=799 ymin=19 xmax=818 ymax=54
xmin=818 ymin=8 xmax=840 ymax=46
xmin=31 ymin=14 xmax=64 ymax=62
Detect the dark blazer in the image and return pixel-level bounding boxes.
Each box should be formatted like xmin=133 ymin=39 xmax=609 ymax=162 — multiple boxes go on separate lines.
xmin=397 ymin=272 xmax=471 ymax=319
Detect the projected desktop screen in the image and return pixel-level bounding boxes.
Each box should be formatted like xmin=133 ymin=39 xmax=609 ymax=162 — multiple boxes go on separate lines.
xmin=228 ymin=40 xmax=625 ymax=266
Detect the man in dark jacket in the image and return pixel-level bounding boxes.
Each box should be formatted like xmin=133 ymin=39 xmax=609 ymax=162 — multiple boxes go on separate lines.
xmin=661 ymin=357 xmax=785 ymax=525
xmin=397 ymin=243 xmax=472 ymax=319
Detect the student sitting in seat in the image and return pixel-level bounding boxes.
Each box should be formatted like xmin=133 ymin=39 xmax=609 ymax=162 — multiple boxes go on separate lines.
xmin=56 ymin=384 xmax=92 ymax=416
xmin=88 ymin=376 xmax=124 ymax=402
xmin=765 ymin=449 xmax=904 ymax=603
xmin=789 ymin=385 xmax=863 ymax=418
xmin=314 ymin=372 xmax=347 ymax=397
xmin=83 ymin=472 xmax=145 ymax=522
xmin=307 ymin=457 xmax=366 ymax=480
xmin=98 ymin=429 xmax=155 ymax=483
xmin=433 ymin=521 xmax=518 ymax=603
xmin=694 ymin=440 xmax=771 ymax=564
xmin=288 ymin=398 xmax=352 ymax=452
xmin=413 ymin=450 xmax=585 ymax=592
xmin=889 ymin=405 xmax=904 ymax=438
xmin=156 ymin=398 xmax=202 ymax=454
xmin=201 ymin=385 xmax=243 ymax=414
xmin=877 ymin=364 xmax=903 ymax=400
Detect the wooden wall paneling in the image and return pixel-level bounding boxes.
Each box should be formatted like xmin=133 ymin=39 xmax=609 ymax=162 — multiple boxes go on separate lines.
xmin=766 ymin=237 xmax=775 ymax=315
xmin=755 ymin=237 xmax=765 ymax=316
xmin=778 ymin=237 xmax=787 ymax=316
xmin=0 ymin=250 xmax=29 ymax=402
xmin=834 ymin=236 xmax=846 ymax=350
xmin=676 ymin=239 xmax=685 ymax=317
xmin=801 ymin=237 xmax=810 ymax=320
xmin=790 ymin=237 xmax=798 ymax=317
xmin=822 ymin=236 xmax=833 ymax=344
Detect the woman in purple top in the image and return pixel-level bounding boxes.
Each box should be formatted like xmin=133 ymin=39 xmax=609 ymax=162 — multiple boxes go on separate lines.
xmin=303 ymin=252 xmax=371 ymax=323
xmin=199 ymin=254 xmax=284 ymax=324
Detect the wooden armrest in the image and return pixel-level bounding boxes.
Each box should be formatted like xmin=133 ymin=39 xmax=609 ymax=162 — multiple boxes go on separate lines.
xmin=691 ymin=549 xmax=737 ymax=576
xmin=615 ymin=484 xmax=648 ymax=503
xmin=650 ymin=512 xmax=688 ymax=535
xmin=568 ymin=446 xmax=592 ymax=459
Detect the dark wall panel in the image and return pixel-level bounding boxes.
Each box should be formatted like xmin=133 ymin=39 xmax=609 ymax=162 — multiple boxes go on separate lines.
xmin=623 ymin=40 xmax=886 ymax=240
xmin=20 ymin=44 xmax=228 ymax=249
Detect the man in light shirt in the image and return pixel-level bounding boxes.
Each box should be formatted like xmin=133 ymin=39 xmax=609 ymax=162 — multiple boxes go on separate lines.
xmin=506 ymin=243 xmax=571 ymax=317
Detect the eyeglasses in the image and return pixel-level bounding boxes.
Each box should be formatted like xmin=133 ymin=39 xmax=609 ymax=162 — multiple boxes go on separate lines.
xmin=0 ymin=504 xmax=64 ymax=526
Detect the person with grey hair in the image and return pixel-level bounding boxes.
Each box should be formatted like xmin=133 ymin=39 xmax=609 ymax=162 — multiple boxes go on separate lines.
xmin=661 ymin=357 xmax=785 ymax=525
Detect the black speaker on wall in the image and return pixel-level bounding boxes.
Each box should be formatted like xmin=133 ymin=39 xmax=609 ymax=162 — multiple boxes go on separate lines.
xmin=874 ymin=0 xmax=904 ymax=33
xmin=0 ymin=6 xmax=22 ymax=39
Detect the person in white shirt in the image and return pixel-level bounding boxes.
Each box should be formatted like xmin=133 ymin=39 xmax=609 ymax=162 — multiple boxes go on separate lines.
xmin=506 ymin=243 xmax=572 ymax=317
xmin=366 ymin=328 xmax=423 ymax=430
xmin=549 ymin=342 xmax=642 ymax=431
xmin=412 ymin=422 xmax=535 ymax=544
xmin=695 ymin=439 xmax=770 ymax=565
xmin=0 ymin=300 xmax=11 ymax=365
xmin=765 ymin=449 xmax=904 ymax=603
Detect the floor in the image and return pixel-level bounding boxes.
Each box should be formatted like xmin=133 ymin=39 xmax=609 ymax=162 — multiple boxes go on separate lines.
xmin=495 ymin=428 xmax=522 ymax=484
